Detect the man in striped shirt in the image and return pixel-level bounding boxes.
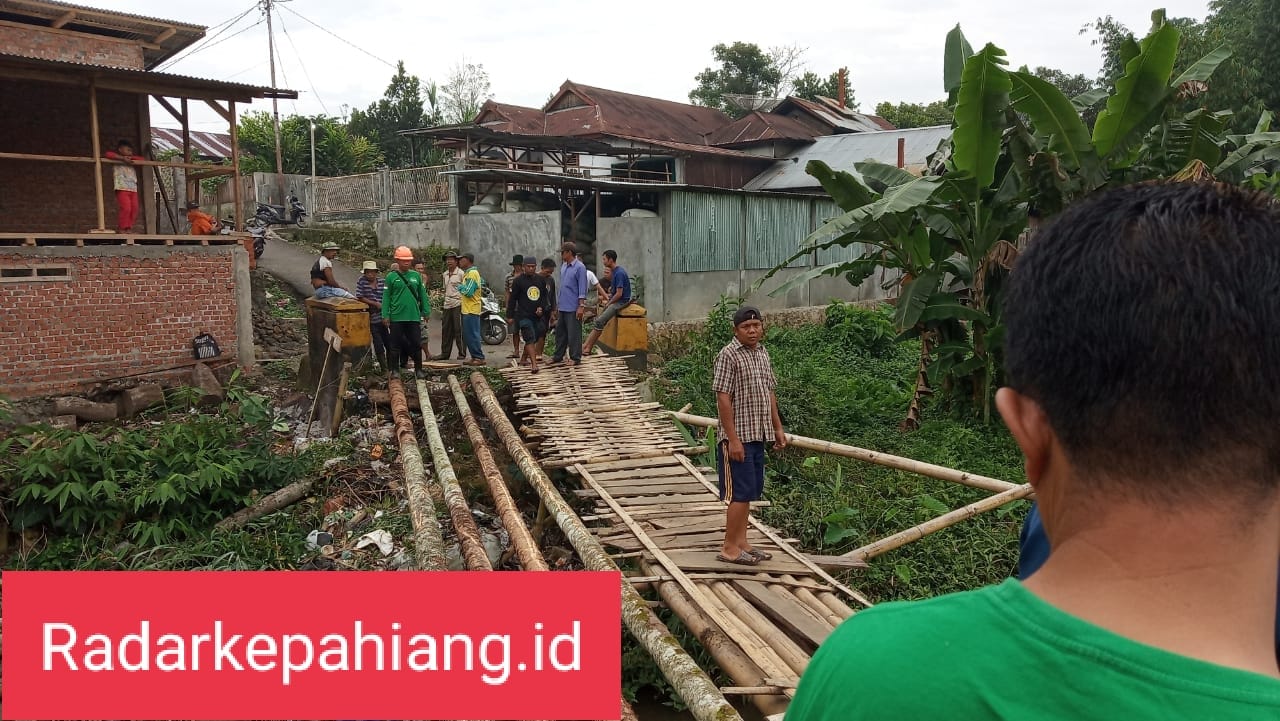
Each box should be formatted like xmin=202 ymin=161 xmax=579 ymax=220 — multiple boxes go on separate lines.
xmin=355 ymin=261 xmax=389 ymax=369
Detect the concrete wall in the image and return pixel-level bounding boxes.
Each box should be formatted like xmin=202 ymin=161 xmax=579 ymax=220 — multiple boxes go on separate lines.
xmin=598 ymin=217 xmax=662 ymax=317
xmin=458 ymin=210 xmax=560 ymax=286
xmin=377 ymin=212 xmax=457 ymax=251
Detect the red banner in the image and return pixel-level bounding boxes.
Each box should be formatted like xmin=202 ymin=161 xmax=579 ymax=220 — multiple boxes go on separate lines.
xmin=2 ymin=570 xmax=622 ymax=720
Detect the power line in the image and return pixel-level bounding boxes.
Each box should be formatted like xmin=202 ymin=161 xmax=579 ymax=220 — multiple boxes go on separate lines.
xmin=155 ymin=3 xmax=258 ymax=71
xmin=157 ymin=15 xmax=264 ymax=72
xmin=276 ymin=11 xmax=328 ymax=115
xmin=278 ymin=5 xmax=395 ymax=70
xmin=270 ymin=24 xmax=299 ymax=115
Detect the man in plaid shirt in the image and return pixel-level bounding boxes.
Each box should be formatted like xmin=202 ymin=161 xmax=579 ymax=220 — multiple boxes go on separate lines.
xmin=712 ymin=305 xmax=786 ymax=565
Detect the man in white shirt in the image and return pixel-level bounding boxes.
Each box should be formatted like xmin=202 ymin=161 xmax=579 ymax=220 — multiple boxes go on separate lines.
xmin=435 ymin=251 xmax=466 ymax=360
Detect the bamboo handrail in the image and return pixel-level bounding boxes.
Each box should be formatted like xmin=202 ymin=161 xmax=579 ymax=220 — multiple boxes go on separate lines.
xmin=843 ymin=483 xmax=1035 ymax=560
xmin=415 ymin=378 xmax=492 ymax=571
xmin=668 ymin=410 xmax=1020 ymax=494
xmin=387 ymin=377 xmax=448 ymax=570
xmin=0 ymin=151 xmax=232 ymax=171
xmin=470 ymin=373 xmax=743 ymax=721
xmin=447 ymin=375 xmax=546 ymax=571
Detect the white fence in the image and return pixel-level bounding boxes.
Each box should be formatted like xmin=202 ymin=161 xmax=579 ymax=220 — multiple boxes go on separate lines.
xmin=313 ymin=165 xmax=451 ymax=215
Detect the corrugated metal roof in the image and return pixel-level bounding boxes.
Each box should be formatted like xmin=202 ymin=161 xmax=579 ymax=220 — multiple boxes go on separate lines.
xmin=743 ymin=126 xmax=952 ymax=192
xmin=474 ymin=101 xmax=546 ymax=134
xmin=708 ymin=111 xmax=819 ymax=147
xmin=543 ymin=81 xmax=730 ymax=144
xmin=0 ymin=50 xmax=297 ymax=100
xmin=150 ymin=127 xmax=232 ymax=159
xmin=0 ymin=0 xmax=206 ymax=69
xmin=605 ymin=134 xmax=775 ymax=160
xmin=774 ymin=96 xmax=895 ymax=133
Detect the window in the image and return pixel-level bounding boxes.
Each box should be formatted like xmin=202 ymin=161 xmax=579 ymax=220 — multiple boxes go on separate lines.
xmin=0 ymin=265 xmax=73 ymax=283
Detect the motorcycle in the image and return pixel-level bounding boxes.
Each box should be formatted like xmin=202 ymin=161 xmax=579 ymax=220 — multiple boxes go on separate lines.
xmin=480 ymin=286 xmax=507 ymax=345
xmin=251 ymin=193 xmax=307 ymax=228
xmin=220 ymin=218 xmax=267 ymax=259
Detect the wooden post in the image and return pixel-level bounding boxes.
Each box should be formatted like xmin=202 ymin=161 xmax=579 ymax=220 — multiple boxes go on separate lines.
xmin=89 ymin=81 xmax=107 ymax=232
xmin=229 ymin=101 xmax=242 ymax=232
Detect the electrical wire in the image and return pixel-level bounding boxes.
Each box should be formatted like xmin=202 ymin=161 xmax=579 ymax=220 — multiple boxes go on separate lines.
xmin=278 ymin=5 xmax=395 ymax=70
xmin=155 ymin=3 xmax=259 ymax=72
xmin=276 ymin=11 xmax=328 ymax=115
xmin=270 ymin=27 xmax=299 ymax=115
xmin=157 ymin=16 xmax=265 ymax=73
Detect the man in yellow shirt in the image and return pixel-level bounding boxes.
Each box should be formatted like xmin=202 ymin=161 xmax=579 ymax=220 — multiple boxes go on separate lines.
xmin=457 ymin=253 xmax=485 ymax=366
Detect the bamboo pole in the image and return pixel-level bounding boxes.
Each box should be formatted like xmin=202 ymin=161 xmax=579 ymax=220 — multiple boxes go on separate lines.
xmin=470 ymin=373 xmax=742 ymax=721
xmin=387 ymin=376 xmax=448 ymax=570
xmin=669 ymin=410 xmax=1019 ymax=494
xmin=448 ymin=375 xmax=546 ymax=571
xmin=844 ymin=483 xmax=1035 ymax=560
xmin=89 ymin=81 xmax=106 ymax=231
xmin=229 ymin=101 xmax=242 ymax=232
xmin=642 ymin=561 xmax=788 ymax=719
xmin=707 ymin=582 xmax=810 ymax=676
xmin=416 ymin=378 xmax=492 ymax=571
xmin=215 ymin=477 xmax=316 ymax=531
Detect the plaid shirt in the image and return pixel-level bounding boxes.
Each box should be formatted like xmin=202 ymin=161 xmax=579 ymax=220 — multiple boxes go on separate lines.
xmin=355 ymin=275 xmax=386 ymax=323
xmin=712 ymin=338 xmax=777 ymax=444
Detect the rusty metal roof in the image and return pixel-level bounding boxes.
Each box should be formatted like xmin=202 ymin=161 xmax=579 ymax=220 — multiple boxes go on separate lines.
xmin=0 ymin=0 xmax=206 ymax=69
xmin=543 ymin=81 xmax=730 ymax=144
xmin=708 ymin=111 xmax=820 ymax=147
xmin=774 ymin=96 xmax=896 ymax=133
xmin=605 ymin=134 xmax=774 ymax=160
xmin=474 ymin=100 xmax=547 ymax=134
xmin=744 ymin=125 xmax=952 ymax=192
xmin=151 ymin=127 xmax=232 ymax=159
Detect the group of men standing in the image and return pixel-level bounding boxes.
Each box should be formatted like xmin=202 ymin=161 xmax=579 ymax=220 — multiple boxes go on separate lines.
xmin=503 ymin=241 xmax=632 ymax=373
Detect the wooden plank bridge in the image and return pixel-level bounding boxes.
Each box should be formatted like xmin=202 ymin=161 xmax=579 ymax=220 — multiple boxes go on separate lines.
xmin=499 ymin=356 xmax=873 ymax=717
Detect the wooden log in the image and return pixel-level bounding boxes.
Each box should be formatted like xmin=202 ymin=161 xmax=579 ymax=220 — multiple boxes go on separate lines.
xmin=447 ymin=375 xmax=546 ymax=572
xmin=53 ymin=397 xmax=117 ymax=422
xmin=708 ymin=581 xmax=810 ymax=675
xmin=470 ymin=373 xmax=742 ymax=721
xmin=368 ymin=388 xmax=419 ymax=410
xmin=735 ymin=580 xmax=832 ymax=650
xmin=843 ymin=483 xmax=1035 ymax=560
xmin=215 ymin=477 xmax=316 ymax=531
xmin=669 ymin=410 xmax=1020 ymax=494
xmin=329 ymin=362 xmax=351 ymax=438
xmin=387 ymin=377 xmax=448 ymax=570
xmin=116 ymin=383 xmax=164 ymax=418
xmin=415 ymin=377 xmax=491 ymax=571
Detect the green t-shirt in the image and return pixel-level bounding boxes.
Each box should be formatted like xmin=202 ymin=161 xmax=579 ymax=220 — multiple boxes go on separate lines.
xmin=382 ymin=269 xmax=428 ymax=322
xmin=787 ymin=579 xmax=1280 ymax=720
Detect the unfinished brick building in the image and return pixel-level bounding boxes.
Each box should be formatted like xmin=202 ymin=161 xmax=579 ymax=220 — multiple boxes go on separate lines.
xmin=0 ymin=0 xmax=296 ymax=399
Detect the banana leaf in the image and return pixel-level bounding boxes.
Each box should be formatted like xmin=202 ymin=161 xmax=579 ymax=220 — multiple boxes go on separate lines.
xmin=1010 ymin=71 xmax=1101 ymax=180
xmin=893 ymin=268 xmax=944 ymax=330
xmin=1166 ymin=109 xmax=1229 ymax=168
xmin=806 ymin=160 xmax=875 ymax=210
xmin=1093 ymin=23 xmax=1180 ymax=159
xmin=1071 ymin=88 xmax=1108 ymax=111
xmin=952 ymin=44 xmax=1012 ymax=189
xmin=1170 ymin=45 xmax=1231 ymax=86
xmin=919 ymin=296 xmax=992 ymax=325
xmin=944 ymin=24 xmax=975 ymax=104
xmin=855 ymin=160 xmax=918 ymax=190
xmin=1256 ymin=110 xmax=1274 ymax=134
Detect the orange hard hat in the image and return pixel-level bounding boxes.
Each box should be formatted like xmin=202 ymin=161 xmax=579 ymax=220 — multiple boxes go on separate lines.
xmin=394 ymin=246 xmax=413 ymax=261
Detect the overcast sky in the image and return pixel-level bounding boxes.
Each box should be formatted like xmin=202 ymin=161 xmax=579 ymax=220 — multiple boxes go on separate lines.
xmin=118 ymin=0 xmax=1213 ymax=132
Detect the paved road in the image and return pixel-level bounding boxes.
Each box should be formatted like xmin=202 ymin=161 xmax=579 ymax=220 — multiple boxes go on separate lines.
xmin=257 ymin=235 xmax=515 ymax=367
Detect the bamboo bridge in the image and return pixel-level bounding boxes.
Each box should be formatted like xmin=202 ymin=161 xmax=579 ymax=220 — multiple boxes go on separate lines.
xmin=386 ymin=355 xmax=1031 ymax=721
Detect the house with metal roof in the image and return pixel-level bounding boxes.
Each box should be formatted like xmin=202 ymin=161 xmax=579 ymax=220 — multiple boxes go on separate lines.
xmin=745 ymin=125 xmax=953 ymax=193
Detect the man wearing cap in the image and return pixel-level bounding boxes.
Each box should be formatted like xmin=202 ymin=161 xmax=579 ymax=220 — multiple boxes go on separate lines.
xmin=713 ymin=306 xmax=786 ymax=566
xmin=382 ymin=246 xmax=429 ymax=378
xmin=504 ymin=254 xmax=525 ymax=361
xmin=507 ymin=255 xmax=552 ymax=373
xmin=355 ymin=261 xmax=389 ymax=369
xmin=582 ymin=249 xmax=632 ymax=356
xmin=552 ymin=242 xmax=588 ymax=366
xmin=310 ymin=242 xmax=355 ymax=299
xmin=185 ymin=201 xmax=220 ymax=235
xmin=457 ymin=253 xmax=486 ymax=365
xmin=436 ymin=251 xmax=466 ymax=360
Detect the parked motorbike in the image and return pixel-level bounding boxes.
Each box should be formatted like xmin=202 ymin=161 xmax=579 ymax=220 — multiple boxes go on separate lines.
xmin=220 ymin=218 xmax=267 ymax=259
xmin=480 ymin=286 xmax=507 ymax=345
xmin=251 ymin=193 xmax=307 ymax=228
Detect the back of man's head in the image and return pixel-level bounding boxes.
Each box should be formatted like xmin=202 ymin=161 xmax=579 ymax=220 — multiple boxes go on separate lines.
xmin=1003 ymin=181 xmax=1280 ymax=504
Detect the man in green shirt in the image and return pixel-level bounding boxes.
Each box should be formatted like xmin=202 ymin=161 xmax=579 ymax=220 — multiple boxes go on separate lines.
xmin=381 ymin=245 xmax=429 ymax=379
xmin=788 ymin=182 xmax=1280 ymax=720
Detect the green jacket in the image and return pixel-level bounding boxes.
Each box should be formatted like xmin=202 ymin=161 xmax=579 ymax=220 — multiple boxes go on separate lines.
xmin=382 ymin=269 xmax=429 ymax=322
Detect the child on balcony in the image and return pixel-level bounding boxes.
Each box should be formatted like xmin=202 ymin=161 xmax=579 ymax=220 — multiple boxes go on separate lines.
xmin=103 ymin=139 xmax=144 ymax=233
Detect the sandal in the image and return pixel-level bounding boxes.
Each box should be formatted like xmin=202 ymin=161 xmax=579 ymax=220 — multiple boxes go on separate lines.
xmin=715 ymin=550 xmax=759 ymax=566
xmin=746 ymin=548 xmax=773 ymax=561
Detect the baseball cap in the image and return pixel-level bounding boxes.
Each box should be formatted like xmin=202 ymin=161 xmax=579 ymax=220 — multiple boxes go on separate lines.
xmin=732 ymin=306 xmax=763 ymax=327
xmin=362 ymin=261 xmax=379 ymax=271
xmin=443 ymin=251 xmax=458 ymax=259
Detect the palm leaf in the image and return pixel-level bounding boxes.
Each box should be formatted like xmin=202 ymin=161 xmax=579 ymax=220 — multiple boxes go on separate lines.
xmin=1093 ymin=23 xmax=1180 ymax=159
xmin=951 ymin=44 xmax=1012 ymax=189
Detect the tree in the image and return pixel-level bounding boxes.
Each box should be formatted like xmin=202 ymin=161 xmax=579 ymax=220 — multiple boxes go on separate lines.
xmin=792 ymin=69 xmax=858 ymax=108
xmin=441 ymin=60 xmax=492 ymax=124
xmin=1031 ymin=67 xmax=1094 ymax=99
xmin=689 ymin=42 xmax=784 ymax=116
xmin=348 ymin=61 xmax=438 ymax=169
xmin=873 ymin=100 xmax=952 ymax=129
xmin=237 ymin=112 xmax=383 ymax=177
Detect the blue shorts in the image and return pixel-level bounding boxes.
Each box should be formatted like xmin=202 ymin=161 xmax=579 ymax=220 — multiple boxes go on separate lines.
xmin=717 ymin=441 xmax=765 ymax=503
xmin=517 ymin=317 xmax=546 ymax=343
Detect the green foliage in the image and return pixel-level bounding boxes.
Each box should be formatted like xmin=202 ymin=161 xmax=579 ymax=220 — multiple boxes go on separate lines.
xmin=689 ymin=42 xmax=784 ymax=116
xmin=237 ymin=112 xmax=383 ymax=176
xmin=1 ymin=378 xmax=311 ymax=549
xmin=792 ymin=69 xmax=856 ymax=108
xmin=874 ymin=100 xmax=953 ymax=129
xmin=655 ymin=300 xmax=1027 ymax=601
xmin=347 ymin=61 xmax=442 ymax=169
xmin=441 ymin=61 xmax=493 ymax=125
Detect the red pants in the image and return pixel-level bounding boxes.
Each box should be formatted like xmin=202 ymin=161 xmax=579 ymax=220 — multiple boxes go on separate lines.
xmin=115 ymin=190 xmax=139 ymax=232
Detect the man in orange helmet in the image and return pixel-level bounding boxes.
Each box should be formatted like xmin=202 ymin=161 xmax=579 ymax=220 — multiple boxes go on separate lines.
xmin=382 ymin=246 xmax=430 ymax=378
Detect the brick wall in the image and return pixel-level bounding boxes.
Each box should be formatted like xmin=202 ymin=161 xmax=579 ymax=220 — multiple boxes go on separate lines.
xmin=0 ymin=23 xmax=144 ymax=70
xmin=0 ymin=246 xmax=244 ymax=399
xmin=0 ymin=79 xmax=142 ymax=233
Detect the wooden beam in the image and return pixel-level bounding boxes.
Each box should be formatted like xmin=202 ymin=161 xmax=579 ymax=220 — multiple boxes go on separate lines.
xmin=204 ymin=99 xmax=233 ymax=124
xmin=185 ymin=168 xmax=235 ymax=181
xmin=89 ymin=81 xmax=106 ymax=231
xmin=0 ymin=65 xmax=259 ymax=103
xmin=153 ymin=96 xmax=184 ymax=125
xmin=51 ymin=10 xmax=75 ymax=28
xmin=153 ymin=27 xmax=177 ymax=44
xmin=229 ymin=101 xmax=242 ymax=232
xmin=181 ymin=98 xmax=192 ymax=201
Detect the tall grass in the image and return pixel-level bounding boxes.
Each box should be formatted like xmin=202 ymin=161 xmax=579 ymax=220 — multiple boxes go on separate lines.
xmin=654 ymin=300 xmax=1029 ymax=602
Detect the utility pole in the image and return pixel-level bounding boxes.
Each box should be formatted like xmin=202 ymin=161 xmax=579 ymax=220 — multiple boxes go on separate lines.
xmin=263 ymin=0 xmax=285 ymax=204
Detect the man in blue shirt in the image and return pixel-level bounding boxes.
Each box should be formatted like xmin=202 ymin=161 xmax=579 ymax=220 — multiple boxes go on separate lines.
xmin=582 ymin=249 xmax=632 ymax=356
xmin=551 ymin=241 xmax=587 ymax=365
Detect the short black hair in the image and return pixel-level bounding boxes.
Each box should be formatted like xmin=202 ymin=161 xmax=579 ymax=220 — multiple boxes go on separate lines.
xmin=541 ymin=258 xmax=555 ymax=269
xmin=1003 ymin=181 xmax=1280 ymax=501
xmin=603 ymin=249 xmax=617 ymax=262
xmin=117 ymin=139 xmax=133 ymax=149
